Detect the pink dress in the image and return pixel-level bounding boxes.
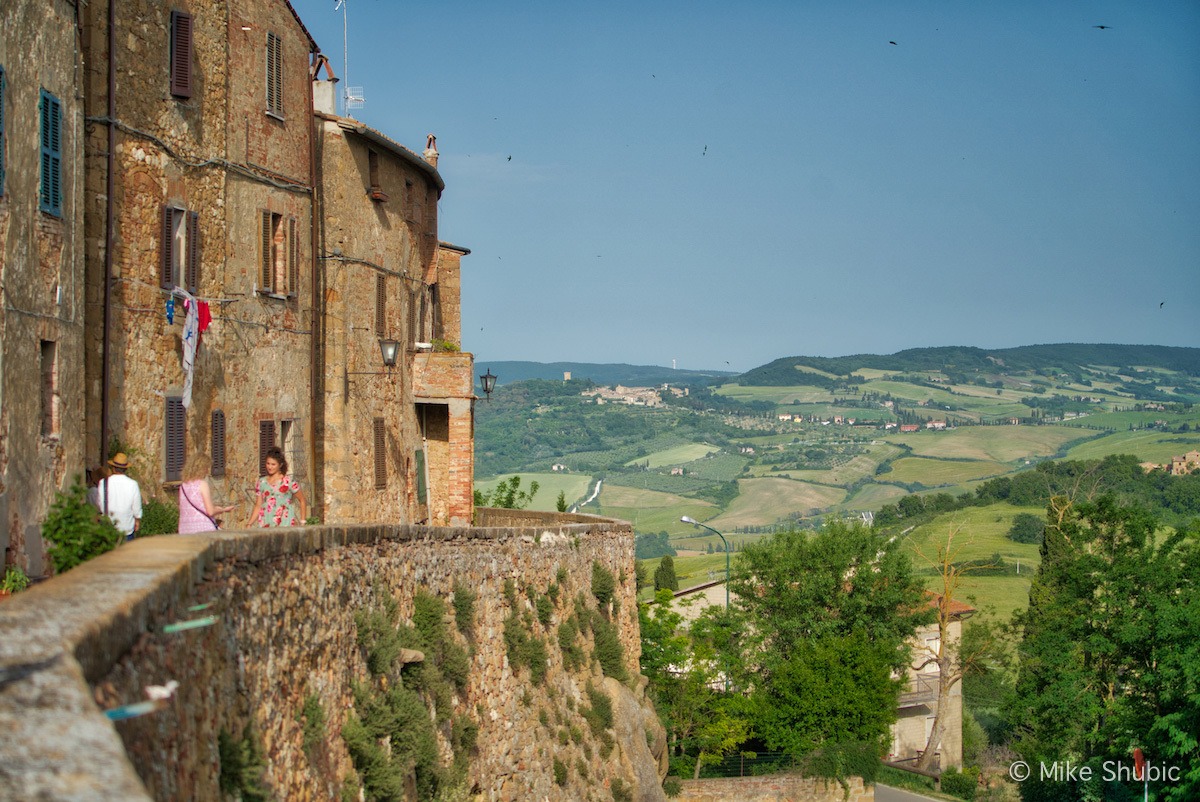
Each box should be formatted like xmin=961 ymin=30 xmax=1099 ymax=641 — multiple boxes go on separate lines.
xmin=178 ymin=479 xmax=218 ymax=533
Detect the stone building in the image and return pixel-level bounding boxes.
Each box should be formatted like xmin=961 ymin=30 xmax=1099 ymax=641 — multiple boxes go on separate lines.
xmin=313 ymin=77 xmax=475 ymax=526
xmin=0 ymin=0 xmax=476 ymax=572
xmin=0 ymin=0 xmax=88 ymax=576
xmin=79 ymin=0 xmax=320 ymax=529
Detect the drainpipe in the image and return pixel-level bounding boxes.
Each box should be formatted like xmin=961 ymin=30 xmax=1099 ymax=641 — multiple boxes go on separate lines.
xmin=99 ymin=0 xmax=116 ymax=468
xmin=307 ymin=50 xmax=323 ymax=522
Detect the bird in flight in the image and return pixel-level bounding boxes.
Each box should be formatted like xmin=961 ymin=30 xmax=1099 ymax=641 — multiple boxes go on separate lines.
xmin=1093 ymin=24 xmax=1111 ymax=29
xmin=702 ymin=145 xmax=707 ymax=156
xmin=1160 ymin=302 xmax=1165 ymax=308
xmin=889 ymin=40 xmax=897 ymax=45
xmin=507 ymin=155 xmax=512 ymax=161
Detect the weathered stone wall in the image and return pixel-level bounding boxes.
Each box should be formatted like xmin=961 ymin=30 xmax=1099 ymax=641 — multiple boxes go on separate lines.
xmin=676 ymin=775 xmax=873 ymax=802
xmin=0 ymin=0 xmax=87 ymax=575
xmin=0 ymin=515 xmax=667 ymax=801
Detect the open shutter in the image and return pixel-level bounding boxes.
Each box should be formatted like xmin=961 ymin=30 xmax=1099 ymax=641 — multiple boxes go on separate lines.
xmin=186 ymin=210 xmax=200 ymax=292
xmin=170 ymin=11 xmax=193 ymax=98
xmin=373 ymin=418 xmax=387 ymax=489
xmin=260 ymin=210 xmax=272 ymax=291
xmin=258 ymin=420 xmax=275 ymax=475
xmin=211 ymin=410 xmax=226 ymax=477
xmin=287 ymin=217 xmax=298 ymax=297
xmin=161 ymin=206 xmax=175 ymax=288
xmin=165 ymin=397 xmax=186 ymax=481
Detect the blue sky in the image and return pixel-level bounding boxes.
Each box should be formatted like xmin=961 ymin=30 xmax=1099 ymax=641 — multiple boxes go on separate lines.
xmin=290 ymin=0 xmax=1199 ymax=372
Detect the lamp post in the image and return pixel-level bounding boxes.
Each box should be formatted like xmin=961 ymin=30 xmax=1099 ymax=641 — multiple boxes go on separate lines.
xmin=343 ymin=338 xmax=401 ymax=401
xmin=681 ymin=516 xmax=729 ymax=612
xmin=479 ymin=368 xmax=497 ymax=402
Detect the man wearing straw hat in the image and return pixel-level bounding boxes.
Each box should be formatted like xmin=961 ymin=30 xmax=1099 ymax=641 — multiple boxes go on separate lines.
xmin=97 ymin=452 xmax=143 ymax=542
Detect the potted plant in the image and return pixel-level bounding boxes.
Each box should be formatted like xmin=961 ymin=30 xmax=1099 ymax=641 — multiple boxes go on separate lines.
xmin=0 ymin=565 xmax=30 ymax=599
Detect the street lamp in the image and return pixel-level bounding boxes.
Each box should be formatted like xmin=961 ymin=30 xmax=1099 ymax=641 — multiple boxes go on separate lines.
xmin=681 ymin=516 xmax=729 ymax=612
xmin=479 ymin=368 xmax=497 ymax=402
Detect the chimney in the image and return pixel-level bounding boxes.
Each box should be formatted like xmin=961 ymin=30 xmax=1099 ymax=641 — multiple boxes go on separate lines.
xmin=423 ymin=133 xmax=439 ymax=168
xmin=313 ymin=78 xmax=338 ymax=115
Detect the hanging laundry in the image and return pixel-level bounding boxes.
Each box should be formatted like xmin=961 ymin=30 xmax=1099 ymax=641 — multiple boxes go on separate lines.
xmin=179 ymin=293 xmax=199 ymax=409
xmin=166 ymin=296 xmax=175 ymax=325
xmin=197 ymin=300 xmax=212 ymax=336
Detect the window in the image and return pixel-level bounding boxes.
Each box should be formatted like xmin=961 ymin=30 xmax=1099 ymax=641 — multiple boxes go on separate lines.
xmin=414 ymin=448 xmax=427 ymax=505
xmin=375 ymin=275 xmax=386 ymax=335
xmin=1 ymin=66 xmax=6 ymax=196
xmin=39 ymin=90 xmax=62 ymax=217
xmin=259 ymin=210 xmax=298 ymax=296
xmin=160 ymin=206 xmax=200 ymax=291
xmin=165 ymin=396 xmax=186 ymax=481
xmin=211 ymin=410 xmax=226 ymax=477
xmin=258 ymin=420 xmax=276 ymax=476
xmin=265 ymin=32 xmax=283 ymax=118
xmin=373 ymin=418 xmax=386 ymax=489
xmin=40 ymin=341 xmax=59 ymax=438
xmin=170 ymin=11 xmax=193 ymax=98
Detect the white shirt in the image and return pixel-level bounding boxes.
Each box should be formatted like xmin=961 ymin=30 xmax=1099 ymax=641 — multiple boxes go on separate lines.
xmin=97 ymin=473 xmax=143 ymax=535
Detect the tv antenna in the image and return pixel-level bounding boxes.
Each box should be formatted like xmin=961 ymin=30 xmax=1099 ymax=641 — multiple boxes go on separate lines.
xmin=334 ymin=0 xmax=364 ymax=115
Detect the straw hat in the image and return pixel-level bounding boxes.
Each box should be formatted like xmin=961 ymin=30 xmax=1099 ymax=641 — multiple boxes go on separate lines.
xmin=108 ymin=452 xmax=131 ymax=470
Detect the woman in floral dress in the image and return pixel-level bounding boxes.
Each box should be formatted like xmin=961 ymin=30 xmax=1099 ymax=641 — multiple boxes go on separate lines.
xmin=248 ymin=447 xmax=308 ymax=527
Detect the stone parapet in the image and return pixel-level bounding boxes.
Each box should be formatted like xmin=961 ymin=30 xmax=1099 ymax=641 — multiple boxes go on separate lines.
xmin=412 ymin=350 xmax=475 ymax=399
xmin=677 ymin=774 xmax=873 ymax=802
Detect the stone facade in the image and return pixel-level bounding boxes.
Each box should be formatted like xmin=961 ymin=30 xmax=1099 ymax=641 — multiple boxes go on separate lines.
xmin=676 ymin=775 xmax=873 ymax=802
xmin=0 ymin=0 xmax=87 ymax=577
xmin=0 ymin=516 xmax=667 ymax=802
xmin=314 ymin=94 xmax=475 ymax=527
xmin=78 ymin=0 xmax=318 ymax=532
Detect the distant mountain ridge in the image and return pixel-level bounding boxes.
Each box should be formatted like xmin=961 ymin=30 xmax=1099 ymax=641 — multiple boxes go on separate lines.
xmin=737 ymin=343 xmax=1200 ymax=386
xmin=474 ymin=361 xmax=736 ymax=388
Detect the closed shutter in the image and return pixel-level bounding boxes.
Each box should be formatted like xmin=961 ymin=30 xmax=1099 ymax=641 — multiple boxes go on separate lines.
xmin=287 ymin=217 xmax=298 ymax=297
xmin=186 ymin=210 xmax=200 ymax=292
xmin=260 ymin=210 xmax=273 ymax=291
xmin=165 ymin=397 xmax=186 ymax=481
xmin=211 ymin=410 xmax=226 ymax=477
xmin=170 ymin=11 xmax=193 ymax=98
xmin=258 ymin=420 xmax=276 ymax=475
xmin=408 ymin=287 xmax=419 ymax=344
xmin=161 ymin=206 xmax=175 ymax=288
xmin=39 ymin=91 xmax=62 ymax=216
xmin=0 ymin=67 xmax=6 ymax=196
xmin=375 ymin=275 xmax=386 ymax=336
xmin=266 ymin=32 xmax=283 ymax=116
xmin=373 ymin=418 xmax=386 ymax=489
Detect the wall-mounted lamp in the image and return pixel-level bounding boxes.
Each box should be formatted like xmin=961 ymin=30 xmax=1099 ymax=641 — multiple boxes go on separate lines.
xmin=344 ymin=338 xmax=401 ymax=401
xmin=479 ymin=368 xmax=497 ymax=402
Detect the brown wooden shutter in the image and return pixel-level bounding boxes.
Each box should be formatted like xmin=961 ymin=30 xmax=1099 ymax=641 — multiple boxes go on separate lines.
xmin=373 ymin=418 xmax=386 ymax=489
xmin=165 ymin=397 xmax=186 ymax=481
xmin=258 ymin=420 xmax=275 ymax=475
xmin=266 ymin=33 xmax=283 ymax=116
xmin=186 ymin=210 xmax=200 ymax=292
xmin=375 ymin=275 xmax=386 ymax=336
xmin=211 ymin=410 xmax=226 ymax=477
xmin=160 ymin=206 xmax=175 ymax=288
xmin=408 ymin=287 xmax=419 ymax=344
xmin=170 ymin=11 xmax=193 ymax=98
xmin=260 ymin=210 xmax=272 ymax=291
xmin=287 ymin=217 xmax=298 ymax=297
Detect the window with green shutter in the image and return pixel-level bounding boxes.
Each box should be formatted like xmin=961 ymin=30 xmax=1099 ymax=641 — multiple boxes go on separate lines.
xmin=39 ymin=89 xmax=62 ymax=217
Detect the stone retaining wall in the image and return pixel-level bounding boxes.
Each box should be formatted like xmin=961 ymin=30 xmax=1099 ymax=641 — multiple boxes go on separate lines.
xmin=677 ymin=774 xmax=873 ymax=802
xmin=0 ymin=514 xmax=664 ymax=801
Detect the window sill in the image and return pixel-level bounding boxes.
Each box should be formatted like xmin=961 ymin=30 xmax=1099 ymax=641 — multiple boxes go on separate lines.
xmin=257 ymin=290 xmax=296 ymax=301
xmin=265 ymin=110 xmax=285 ymax=122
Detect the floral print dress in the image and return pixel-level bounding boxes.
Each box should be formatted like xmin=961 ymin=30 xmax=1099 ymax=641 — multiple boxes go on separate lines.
xmin=255 ymin=475 xmax=302 ymax=527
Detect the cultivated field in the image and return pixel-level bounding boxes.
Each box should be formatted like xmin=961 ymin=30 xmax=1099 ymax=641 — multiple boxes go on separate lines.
xmin=708 ymin=478 xmax=846 ymax=529
xmin=474 ymin=472 xmax=595 ymax=512
xmin=626 ymin=442 xmax=720 ymax=468
xmin=885 ymin=457 xmax=1012 ymax=486
xmin=885 ymin=425 xmax=1085 ymax=462
xmin=1063 ymin=429 xmax=1200 ymax=463
xmin=594 ymin=484 xmax=716 ymax=533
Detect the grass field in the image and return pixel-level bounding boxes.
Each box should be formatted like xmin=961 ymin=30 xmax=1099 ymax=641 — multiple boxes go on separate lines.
xmin=841 ymin=482 xmax=910 ymax=510
xmin=626 ymin=442 xmax=720 ymax=468
xmin=885 ymin=457 xmax=1012 ymax=486
xmin=885 ymin=425 xmax=1085 ymax=462
xmin=474 ymin=472 xmax=595 ymax=512
xmin=708 ymin=478 xmax=846 ymax=529
xmin=765 ymin=442 xmax=905 ymax=485
xmin=1062 ymin=429 xmax=1200 ymax=462
xmin=716 ymin=384 xmax=834 ymax=405
xmin=594 ymin=484 xmax=716 ymax=533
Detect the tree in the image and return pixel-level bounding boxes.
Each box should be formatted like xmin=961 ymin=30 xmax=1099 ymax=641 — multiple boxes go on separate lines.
xmin=555 ymin=490 xmax=568 ymax=512
xmin=1008 ymin=495 xmax=1200 ymax=802
xmin=1006 ymin=512 xmax=1045 ymax=544
xmin=909 ymin=527 xmax=1003 ymax=771
xmin=473 ymin=475 xmax=539 ymax=509
xmin=654 ymin=555 xmax=679 ymax=592
xmin=726 ymin=520 xmax=930 ymax=756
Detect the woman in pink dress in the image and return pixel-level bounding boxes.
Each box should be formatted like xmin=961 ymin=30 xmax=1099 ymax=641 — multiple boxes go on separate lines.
xmin=177 ymin=453 xmax=234 ymax=533
xmin=248 ymin=447 xmax=308 ymax=527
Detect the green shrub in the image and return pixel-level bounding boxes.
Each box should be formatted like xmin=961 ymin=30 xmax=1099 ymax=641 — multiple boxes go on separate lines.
xmin=663 ymin=776 xmax=683 ymax=797
xmin=299 ymin=694 xmax=325 ymax=756
xmin=139 ymin=498 xmax=179 ymax=535
xmin=800 ymin=741 xmax=882 ymax=785
xmin=553 ymin=757 xmax=568 ymax=786
xmin=582 ymin=681 xmax=614 ymax=736
xmin=591 ymin=616 xmax=627 ymax=680
xmin=452 ymin=584 xmax=476 ymax=636
xmin=536 ymin=593 xmax=554 ymax=627
xmin=940 ymin=766 xmax=979 ymax=800
xmin=577 ymin=757 xmax=589 ymax=779
xmin=2 ymin=566 xmax=30 ymax=593
xmin=43 ymin=480 xmax=122 ymax=574
xmin=218 ymin=725 xmax=268 ymax=802
xmin=611 ymin=776 xmax=631 ymax=801
xmin=591 ymin=562 xmax=616 ymax=608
